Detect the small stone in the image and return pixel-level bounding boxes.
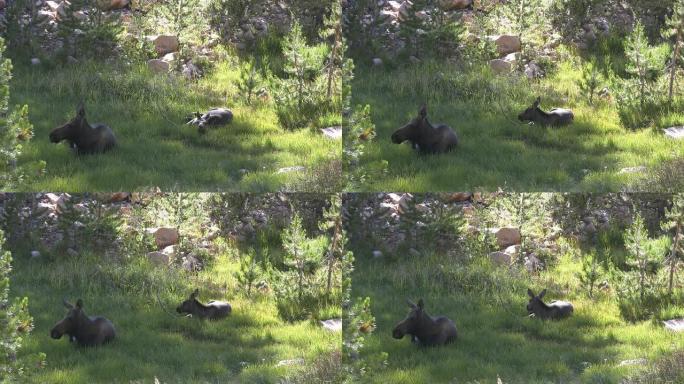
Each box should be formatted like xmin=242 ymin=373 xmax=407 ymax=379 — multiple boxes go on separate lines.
xmin=31 ymin=58 xmax=41 ymax=66
xmin=276 ymin=358 xmax=304 ymax=367
xmin=489 ymin=251 xmax=511 ymax=265
xmin=372 ymin=250 xmax=383 ymax=258
xmin=66 ymin=248 xmax=79 ymax=257
xmin=276 ymin=166 xmax=305 ymax=174
xmin=152 ymin=227 xmax=179 ymax=249
xmin=30 ymin=250 xmax=40 ymax=258
xmin=147 ymin=251 xmax=169 ymax=265
xmin=320 ymin=318 xmax=342 ymax=332
xmin=663 ymin=318 xmax=684 ymax=332
xmin=147 ymin=59 xmax=169 ymax=74
xmin=320 ymin=126 xmax=342 ymax=140
xmin=372 ymin=58 xmax=383 ymax=67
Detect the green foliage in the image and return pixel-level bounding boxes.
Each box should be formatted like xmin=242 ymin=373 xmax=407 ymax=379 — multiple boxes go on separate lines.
xmin=0 ymin=229 xmax=45 ymax=381
xmin=344 ymin=104 xmax=385 ymax=189
xmin=0 ymin=37 xmax=43 ymax=190
xmin=271 ymin=21 xmax=330 ymax=130
xmin=57 ymin=0 xmax=124 ymax=59
xmin=662 ymin=194 xmax=684 ymax=294
xmin=234 ymin=248 xmax=264 ymax=297
xmin=576 ymin=249 xmax=607 ymax=299
xmin=615 ymin=22 xmax=668 ymax=129
xmin=664 ymin=0 xmax=684 ymax=103
xmin=578 ymin=59 xmax=602 ymax=105
xmin=237 ymin=58 xmax=264 ymax=105
xmin=397 ymin=0 xmax=466 ymax=59
xmin=146 ymin=0 xmax=209 ymax=51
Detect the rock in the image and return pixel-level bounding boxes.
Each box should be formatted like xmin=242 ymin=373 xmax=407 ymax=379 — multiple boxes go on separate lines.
xmin=409 ymin=248 xmax=421 ymax=257
xmin=664 ymin=126 xmax=684 ymax=140
xmin=663 ymin=318 xmax=684 ymax=332
xmin=106 ymin=0 xmax=130 ymax=10
xmin=503 ymin=244 xmax=520 ymax=256
xmin=409 ymin=55 xmax=421 ymax=64
xmin=181 ymin=253 xmax=201 ymax=271
xmin=492 ymin=227 xmax=521 ymax=248
xmin=161 ymin=52 xmax=177 ymax=63
xmin=503 ymin=52 xmax=520 ymax=66
xmin=378 ymin=10 xmax=398 ymax=22
xmin=66 ymin=248 xmax=79 ymax=257
xmin=276 ymin=166 xmax=305 ymax=174
xmin=524 ymin=62 xmax=543 ymax=79
xmin=66 ymin=56 xmax=78 ymax=65
xmin=152 ymin=227 xmax=179 ymax=249
xmin=445 ymin=192 xmax=472 ymax=203
xmin=489 ymin=251 xmax=511 ymax=265
xmin=276 ymin=358 xmax=304 ymax=367
xmin=489 ymin=35 xmax=522 ymax=55
xmin=524 ymin=254 xmax=542 ymax=272
xmin=108 ymin=192 xmax=131 ymax=203
xmin=387 ymin=0 xmax=402 ymax=12
xmin=30 ymin=250 xmax=40 ymax=258
xmin=372 ymin=250 xmax=383 ymax=258
xmin=320 ymin=126 xmax=342 ymax=140
xmin=0 ymin=0 xmax=5 ymax=10
xmin=439 ymin=0 xmax=473 ymax=11
xmin=181 ymin=62 xmax=201 ymax=80
xmin=147 ymin=251 xmax=169 ymax=266
xmin=147 ymin=59 xmax=169 ymax=74
xmin=618 ymin=358 xmax=647 ymax=367
xmin=161 ymin=245 xmax=176 ymax=258
xmin=46 ymin=1 xmax=65 ymax=18
xmin=618 ymin=166 xmax=647 ymax=174
xmin=372 ymin=58 xmax=383 ymax=67
xmin=31 ymin=58 xmax=41 ymax=66
xmin=489 ymin=59 xmax=512 ymax=74
xmin=320 ymin=318 xmax=342 ymax=332
xmin=151 ymin=35 xmax=179 ymax=56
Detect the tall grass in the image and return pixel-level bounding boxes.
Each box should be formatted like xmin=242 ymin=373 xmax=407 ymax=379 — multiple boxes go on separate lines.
xmin=350 ymin=245 xmax=684 ymax=383
xmin=10 ymin=247 xmax=339 ymax=383
xmin=10 ymin=59 xmax=339 ymax=191
xmin=349 ymin=60 xmax=683 ymax=192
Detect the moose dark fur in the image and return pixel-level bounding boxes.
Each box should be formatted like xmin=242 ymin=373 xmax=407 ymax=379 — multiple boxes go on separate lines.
xmin=176 ymin=289 xmax=232 ymax=320
xmin=518 ymin=97 xmax=574 ymax=126
xmin=49 ymin=103 xmax=117 ymax=154
xmin=50 ymin=299 xmax=116 ymax=347
xmin=186 ymin=108 xmax=233 ymax=134
xmin=526 ymin=288 xmax=574 ymax=320
xmin=391 ymin=106 xmax=459 ymax=154
xmin=392 ymin=299 xmax=457 ymax=346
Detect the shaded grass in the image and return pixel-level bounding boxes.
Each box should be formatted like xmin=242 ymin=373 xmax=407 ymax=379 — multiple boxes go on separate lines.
xmin=11 ymin=249 xmax=339 ymax=383
xmin=350 ymin=246 xmax=684 ymax=383
xmin=10 ymin=59 xmax=339 ymax=192
xmin=349 ymin=60 xmax=683 ymax=192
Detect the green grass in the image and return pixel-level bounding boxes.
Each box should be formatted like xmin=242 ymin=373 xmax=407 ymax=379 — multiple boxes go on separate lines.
xmin=351 ymin=247 xmax=684 ymax=383
xmin=349 ymin=60 xmax=684 ymax=192
xmin=10 ymin=249 xmax=339 ymax=383
xmin=10 ymin=58 xmax=339 ymax=192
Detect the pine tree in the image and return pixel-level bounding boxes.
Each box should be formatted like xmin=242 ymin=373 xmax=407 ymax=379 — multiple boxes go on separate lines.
xmin=282 ymin=212 xmax=310 ymax=302
xmin=665 ymin=0 xmax=684 ymax=104
xmin=0 ymin=229 xmax=45 ymax=380
xmin=0 ymin=37 xmax=40 ymax=189
xmin=662 ymin=194 xmax=684 ymax=295
xmin=578 ymin=59 xmax=601 ymax=105
xmin=625 ymin=211 xmax=654 ymax=300
xmin=625 ymin=22 xmax=659 ymax=108
xmin=319 ymin=0 xmax=345 ymax=99
xmin=57 ymin=0 xmax=123 ymax=58
xmin=318 ymin=195 xmax=345 ymax=296
xmin=235 ymin=249 xmax=263 ymax=297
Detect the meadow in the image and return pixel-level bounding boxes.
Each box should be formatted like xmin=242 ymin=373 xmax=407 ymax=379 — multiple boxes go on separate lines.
xmin=350 ymin=246 xmax=684 ymax=383
xmin=10 ymin=58 xmax=339 ymax=192
xmin=9 ymin=247 xmax=340 ymax=383
xmin=350 ymin=60 xmax=683 ymax=192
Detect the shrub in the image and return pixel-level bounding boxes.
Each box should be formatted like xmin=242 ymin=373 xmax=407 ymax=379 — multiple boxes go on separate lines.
xmin=57 ymin=0 xmax=124 ymax=60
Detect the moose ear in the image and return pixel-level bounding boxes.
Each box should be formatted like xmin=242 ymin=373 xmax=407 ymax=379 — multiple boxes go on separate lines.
xmin=417 ymin=299 xmax=424 ymax=310
xmin=407 ymin=299 xmax=416 ymax=309
xmin=538 ymin=289 xmax=547 ymax=299
xmin=527 ymin=288 xmax=535 ymax=298
xmin=75 ymin=299 xmax=83 ymax=309
xmin=190 ymin=289 xmax=199 ymax=299
xmin=419 ymin=105 xmax=427 ymax=119
xmin=63 ymin=299 xmax=73 ymax=309
xmin=533 ymin=97 xmax=541 ymax=108
xmin=77 ymin=102 xmax=85 ymax=117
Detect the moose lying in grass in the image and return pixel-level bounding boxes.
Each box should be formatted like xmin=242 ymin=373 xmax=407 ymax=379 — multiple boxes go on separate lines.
xmin=391 ymin=105 xmax=459 ymax=154
xmin=518 ymin=97 xmax=574 ymax=127
xmin=50 ymin=103 xmax=117 ymax=154
xmin=176 ymin=289 xmax=232 ymax=320
xmin=50 ymin=299 xmax=116 ymax=347
xmin=186 ymin=108 xmax=233 ymax=134
xmin=392 ymin=299 xmax=458 ymax=346
xmin=526 ymin=288 xmax=574 ymax=320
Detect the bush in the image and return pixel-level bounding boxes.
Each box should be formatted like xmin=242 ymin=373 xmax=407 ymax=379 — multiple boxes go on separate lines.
xmin=56 ymin=0 xmax=124 ymax=60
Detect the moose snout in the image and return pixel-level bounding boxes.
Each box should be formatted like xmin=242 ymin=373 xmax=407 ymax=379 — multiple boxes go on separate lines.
xmin=176 ymin=306 xmax=182 ymax=313
xmin=49 ymin=131 xmax=59 ymax=143
xmin=50 ymin=329 xmax=61 ymax=339
xmin=391 ymin=133 xmax=401 ymax=144
xmin=517 ymin=114 xmax=524 ymax=121
xmin=392 ymin=328 xmax=403 ymax=339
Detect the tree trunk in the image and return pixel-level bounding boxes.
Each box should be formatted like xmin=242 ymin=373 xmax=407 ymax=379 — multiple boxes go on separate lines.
xmin=670 ymin=30 xmax=682 ymax=105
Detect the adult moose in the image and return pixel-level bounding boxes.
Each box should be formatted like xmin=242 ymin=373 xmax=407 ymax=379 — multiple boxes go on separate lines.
xmin=392 ymin=299 xmax=457 ymax=346
xmin=518 ymin=97 xmax=574 ymax=127
xmin=526 ymin=288 xmax=574 ymax=320
xmin=186 ymin=108 xmax=233 ymax=134
xmin=50 ymin=103 xmax=117 ymax=154
xmin=176 ymin=289 xmax=232 ymax=320
xmin=50 ymin=299 xmax=116 ymax=347
xmin=391 ymin=105 xmax=459 ymax=154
